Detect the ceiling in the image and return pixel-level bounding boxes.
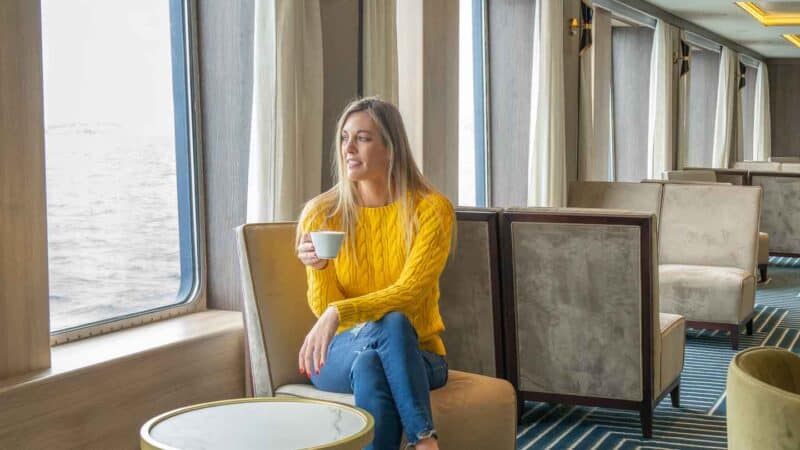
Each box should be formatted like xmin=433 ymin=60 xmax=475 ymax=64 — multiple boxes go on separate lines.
xmin=644 ymin=0 xmax=800 ymax=58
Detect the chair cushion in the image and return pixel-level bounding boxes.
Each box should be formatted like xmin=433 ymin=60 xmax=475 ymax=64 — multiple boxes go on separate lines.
xmin=276 ymin=370 xmax=517 ymax=449
xmin=659 ymin=264 xmax=755 ymax=324
xmin=758 ymin=232 xmax=769 ymax=265
xmin=657 ymin=313 xmax=685 ymax=396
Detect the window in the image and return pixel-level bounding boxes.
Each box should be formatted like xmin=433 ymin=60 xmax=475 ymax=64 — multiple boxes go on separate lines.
xmin=686 ymin=48 xmax=720 ymax=167
xmin=42 ymin=0 xmax=200 ymax=333
xmin=611 ymin=22 xmax=654 ymax=182
xmin=458 ymin=0 xmax=488 ymax=207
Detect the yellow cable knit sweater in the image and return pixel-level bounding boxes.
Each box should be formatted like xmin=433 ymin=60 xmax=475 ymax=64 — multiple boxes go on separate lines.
xmin=301 ymin=191 xmax=454 ymax=356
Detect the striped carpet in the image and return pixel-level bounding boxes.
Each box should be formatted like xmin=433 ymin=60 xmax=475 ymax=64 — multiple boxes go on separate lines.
xmin=515 ymin=257 xmax=800 ymax=449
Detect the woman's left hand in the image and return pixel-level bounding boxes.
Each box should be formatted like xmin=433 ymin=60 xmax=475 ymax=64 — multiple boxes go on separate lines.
xmin=299 ymin=306 xmax=340 ymax=377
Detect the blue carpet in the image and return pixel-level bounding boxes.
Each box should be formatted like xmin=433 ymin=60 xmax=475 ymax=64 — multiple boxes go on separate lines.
xmin=515 ymin=259 xmax=800 ymax=449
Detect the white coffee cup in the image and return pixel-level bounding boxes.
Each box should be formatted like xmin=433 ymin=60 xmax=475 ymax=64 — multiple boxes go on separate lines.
xmin=310 ymin=231 xmax=345 ymax=259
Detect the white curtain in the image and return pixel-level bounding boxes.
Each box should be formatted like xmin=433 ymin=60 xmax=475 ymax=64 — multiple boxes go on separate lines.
xmin=646 ymin=19 xmax=679 ymax=179
xmin=579 ymin=6 xmax=614 ymax=181
xmin=753 ymin=61 xmax=772 ymax=161
xmin=363 ymin=0 xmax=398 ymax=104
xmin=527 ymin=0 xmax=566 ymax=207
xmin=247 ymin=0 xmax=323 ymax=222
xmin=711 ymin=46 xmax=738 ymax=168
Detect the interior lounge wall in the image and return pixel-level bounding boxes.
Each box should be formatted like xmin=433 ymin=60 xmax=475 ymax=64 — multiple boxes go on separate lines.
xmin=488 ymin=0 xmax=581 ymax=208
xmin=200 ymin=0 xmax=359 ymax=311
xmin=768 ymin=59 xmax=800 ymax=158
xmin=199 ymin=0 xmax=254 ymax=312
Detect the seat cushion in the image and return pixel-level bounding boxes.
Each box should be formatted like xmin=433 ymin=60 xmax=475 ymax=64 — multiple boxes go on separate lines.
xmin=276 ymin=370 xmax=517 ymax=449
xmin=657 ymin=313 xmax=685 ymax=396
xmin=659 ymin=264 xmax=755 ymax=324
xmin=758 ymin=232 xmax=769 ymax=265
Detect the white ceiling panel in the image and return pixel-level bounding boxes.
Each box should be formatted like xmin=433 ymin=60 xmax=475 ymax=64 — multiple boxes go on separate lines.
xmin=644 ymin=0 xmax=800 ymax=58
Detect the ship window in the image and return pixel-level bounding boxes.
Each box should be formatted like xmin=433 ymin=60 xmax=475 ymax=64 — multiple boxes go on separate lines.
xmin=458 ymin=0 xmax=488 ymax=207
xmin=41 ymin=0 xmax=200 ymax=333
xmin=686 ymin=48 xmax=721 ymax=167
xmin=611 ymin=22 xmax=654 ymax=182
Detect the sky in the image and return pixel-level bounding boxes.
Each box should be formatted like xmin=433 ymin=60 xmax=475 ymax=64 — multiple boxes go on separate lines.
xmin=41 ymin=0 xmax=176 ymax=135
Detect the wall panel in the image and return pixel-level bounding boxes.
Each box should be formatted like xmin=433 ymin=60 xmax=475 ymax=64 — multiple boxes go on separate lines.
xmin=768 ymin=59 xmax=800 ymax=158
xmin=0 ymin=0 xmax=51 ymax=378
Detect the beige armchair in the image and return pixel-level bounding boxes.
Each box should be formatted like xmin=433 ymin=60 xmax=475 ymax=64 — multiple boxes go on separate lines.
xmin=500 ymin=208 xmax=684 ymax=438
xmin=658 ymin=184 xmax=762 ymax=349
xmin=235 ymin=222 xmax=516 ymax=449
xmin=727 ymin=347 xmax=800 ymax=450
xmin=659 ymin=172 xmax=771 ymax=281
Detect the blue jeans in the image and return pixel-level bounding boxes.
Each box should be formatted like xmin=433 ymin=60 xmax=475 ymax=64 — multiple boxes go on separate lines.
xmin=310 ymin=312 xmax=448 ymax=449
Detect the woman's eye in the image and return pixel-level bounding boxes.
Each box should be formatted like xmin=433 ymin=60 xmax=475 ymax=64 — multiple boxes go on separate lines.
xmin=358 ymin=136 xmax=369 ymax=142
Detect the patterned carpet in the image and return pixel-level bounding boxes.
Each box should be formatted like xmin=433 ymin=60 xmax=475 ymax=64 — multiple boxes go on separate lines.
xmin=515 ymin=257 xmax=800 ymax=449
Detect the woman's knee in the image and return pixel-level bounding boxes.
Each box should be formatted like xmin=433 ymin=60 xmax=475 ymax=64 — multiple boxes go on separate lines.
xmin=350 ymin=349 xmax=383 ymax=384
xmin=377 ymin=311 xmax=416 ymax=338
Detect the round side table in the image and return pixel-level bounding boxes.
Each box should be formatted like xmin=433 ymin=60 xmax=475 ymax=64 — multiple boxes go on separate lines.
xmin=140 ymin=397 xmax=374 ymax=450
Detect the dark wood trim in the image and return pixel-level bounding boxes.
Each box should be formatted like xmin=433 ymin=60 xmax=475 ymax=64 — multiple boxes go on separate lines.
xmin=519 ymin=391 xmax=641 ymax=410
xmin=454 ymin=208 xmax=506 ymax=379
xmin=758 ymin=263 xmax=768 ymax=283
xmin=749 ymin=171 xmax=800 ymax=179
xmin=770 ymin=252 xmax=800 ymax=258
xmin=686 ymin=310 xmax=757 ymax=350
xmin=500 ymin=210 xmax=662 ymax=438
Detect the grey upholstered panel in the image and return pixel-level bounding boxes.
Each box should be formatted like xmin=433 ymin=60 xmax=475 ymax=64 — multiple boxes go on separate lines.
xmin=568 ymin=181 xmax=663 ymax=221
xmin=659 ymin=184 xmax=761 ymax=272
xmin=511 ymin=222 xmax=644 ymax=401
xmin=666 ymin=170 xmax=716 ymax=182
xmin=751 ymin=175 xmax=800 ymax=254
xmin=439 ymin=220 xmax=497 ymax=377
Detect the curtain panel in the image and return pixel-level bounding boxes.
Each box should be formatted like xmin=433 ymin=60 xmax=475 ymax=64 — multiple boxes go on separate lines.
xmin=711 ymin=46 xmax=738 ymax=169
xmin=646 ymin=19 xmax=679 ymax=179
xmin=247 ymin=0 xmax=324 ymax=222
xmin=753 ymin=61 xmax=772 ymax=161
xmin=363 ymin=0 xmax=398 ymax=104
xmin=528 ymin=0 xmax=566 ymax=207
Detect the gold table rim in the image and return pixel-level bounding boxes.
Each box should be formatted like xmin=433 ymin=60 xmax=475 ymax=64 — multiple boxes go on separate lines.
xmin=140 ymin=396 xmax=375 ymax=450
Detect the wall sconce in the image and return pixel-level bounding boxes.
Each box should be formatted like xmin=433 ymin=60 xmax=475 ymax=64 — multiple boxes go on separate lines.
xmin=569 ymin=18 xmax=580 ymax=36
xmin=672 ymin=52 xmax=689 ymax=65
xmin=569 ymin=17 xmax=591 ymax=36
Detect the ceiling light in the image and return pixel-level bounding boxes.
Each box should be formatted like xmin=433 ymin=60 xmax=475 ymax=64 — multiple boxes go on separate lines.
xmin=736 ymin=2 xmax=800 ymax=26
xmin=784 ymin=34 xmax=800 ymax=48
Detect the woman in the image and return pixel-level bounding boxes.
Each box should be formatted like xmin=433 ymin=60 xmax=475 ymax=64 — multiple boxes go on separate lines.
xmin=295 ymin=97 xmax=454 ymax=450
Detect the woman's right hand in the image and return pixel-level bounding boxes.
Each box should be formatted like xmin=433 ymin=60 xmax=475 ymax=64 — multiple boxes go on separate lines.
xmin=297 ymin=233 xmax=328 ymax=270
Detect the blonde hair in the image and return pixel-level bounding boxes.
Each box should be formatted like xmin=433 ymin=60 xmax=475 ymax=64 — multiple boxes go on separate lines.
xmin=297 ymin=97 xmax=436 ymax=256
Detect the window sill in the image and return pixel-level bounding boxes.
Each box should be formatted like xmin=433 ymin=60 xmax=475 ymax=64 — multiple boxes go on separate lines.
xmin=0 ymin=309 xmax=242 ymax=395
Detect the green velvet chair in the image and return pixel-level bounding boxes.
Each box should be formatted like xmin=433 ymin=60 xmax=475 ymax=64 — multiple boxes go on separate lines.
xmin=727 ymin=347 xmax=800 ymax=450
